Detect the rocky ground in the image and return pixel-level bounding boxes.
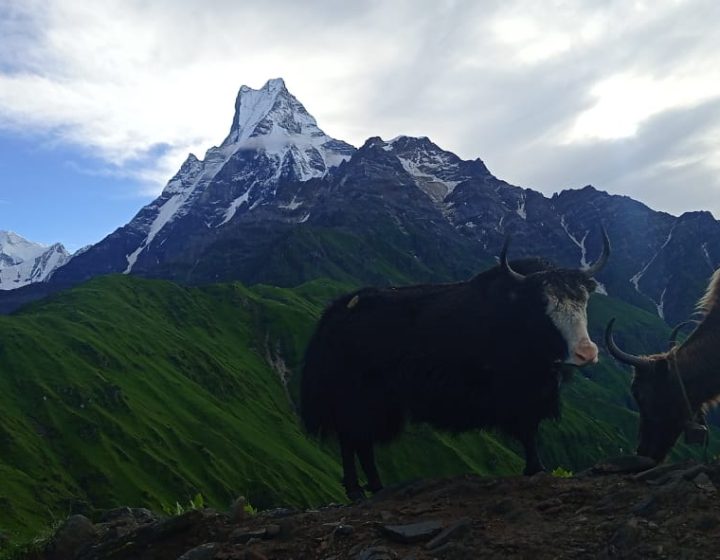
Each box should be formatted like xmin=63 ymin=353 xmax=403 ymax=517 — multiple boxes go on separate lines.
xmin=28 ymin=457 xmax=720 ymax=560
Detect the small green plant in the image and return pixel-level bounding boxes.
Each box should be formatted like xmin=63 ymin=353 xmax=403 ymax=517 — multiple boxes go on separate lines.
xmin=551 ymin=466 xmax=573 ymax=478
xmin=189 ymin=493 xmax=204 ymax=510
xmin=161 ymin=493 xmax=205 ymax=517
xmin=243 ymin=500 xmax=257 ymax=516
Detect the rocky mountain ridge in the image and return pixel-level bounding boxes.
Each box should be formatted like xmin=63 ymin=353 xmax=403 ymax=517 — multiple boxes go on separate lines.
xmin=2 ymin=79 xmax=719 ymax=324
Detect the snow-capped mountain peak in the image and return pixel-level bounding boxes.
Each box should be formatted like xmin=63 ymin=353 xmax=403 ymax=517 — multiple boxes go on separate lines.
xmin=222 ymin=77 xmax=354 ymax=178
xmin=0 ymin=230 xmax=44 ymax=264
xmin=0 ymin=231 xmax=70 ymax=290
xmin=226 ymin=78 xmax=292 ymax=145
xmin=122 ymin=78 xmax=356 ymax=273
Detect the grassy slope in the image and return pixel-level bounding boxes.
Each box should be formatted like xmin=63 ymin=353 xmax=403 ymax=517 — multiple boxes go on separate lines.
xmin=0 ymin=277 xmax=345 ymax=541
xmin=0 ymin=275 xmax=714 ymax=544
xmin=0 ymin=275 xmax=519 ymax=542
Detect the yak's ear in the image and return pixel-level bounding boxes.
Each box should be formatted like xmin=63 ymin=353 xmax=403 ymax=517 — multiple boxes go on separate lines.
xmin=500 ymin=236 xmax=525 ymax=282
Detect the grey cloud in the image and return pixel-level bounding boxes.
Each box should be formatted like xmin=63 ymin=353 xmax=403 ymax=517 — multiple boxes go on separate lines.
xmin=500 ymin=98 xmax=720 ymax=218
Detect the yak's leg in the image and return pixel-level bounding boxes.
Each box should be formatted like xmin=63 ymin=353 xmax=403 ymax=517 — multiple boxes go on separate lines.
xmin=518 ymin=423 xmax=545 ymax=476
xmin=339 ymin=434 xmax=364 ymax=501
xmin=357 ymin=440 xmax=383 ymax=494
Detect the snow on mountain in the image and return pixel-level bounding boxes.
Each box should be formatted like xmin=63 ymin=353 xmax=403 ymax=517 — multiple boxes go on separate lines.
xmin=124 ymin=78 xmax=355 ymax=273
xmin=0 ymin=231 xmax=71 ymax=290
xmin=560 ymin=215 xmax=589 ymax=268
xmin=381 ymin=136 xmax=471 ymax=203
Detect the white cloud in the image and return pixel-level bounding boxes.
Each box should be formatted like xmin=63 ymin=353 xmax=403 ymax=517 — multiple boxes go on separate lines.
xmin=566 ymin=72 xmax=720 ymax=141
xmin=1 ymin=0 xmax=720 ymax=218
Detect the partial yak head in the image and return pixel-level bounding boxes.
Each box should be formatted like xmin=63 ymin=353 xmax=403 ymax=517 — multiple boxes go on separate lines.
xmin=499 ymin=227 xmax=610 ymax=367
xmin=605 ymin=268 xmax=720 ymax=462
xmin=605 ymin=319 xmax=695 ymax=461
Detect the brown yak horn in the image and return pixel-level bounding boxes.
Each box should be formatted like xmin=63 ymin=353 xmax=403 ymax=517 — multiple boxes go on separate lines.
xmin=605 ymin=318 xmax=652 ymax=368
xmin=583 ymin=225 xmax=611 ymax=277
xmin=500 ymin=236 xmax=526 ymax=282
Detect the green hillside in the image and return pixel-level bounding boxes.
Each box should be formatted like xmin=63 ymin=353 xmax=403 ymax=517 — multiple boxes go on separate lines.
xmin=0 ymin=275 xmax=715 ymax=545
xmin=0 ymin=276 xmax=345 ymax=541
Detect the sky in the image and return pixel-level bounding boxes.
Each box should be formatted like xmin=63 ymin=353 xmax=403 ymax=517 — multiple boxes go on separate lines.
xmin=2 ymin=0 xmax=720 ymax=251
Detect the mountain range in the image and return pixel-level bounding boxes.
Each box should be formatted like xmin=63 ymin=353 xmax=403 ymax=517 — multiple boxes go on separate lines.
xmin=0 ymin=231 xmax=70 ymax=291
xmin=3 ymin=78 xmax=719 ymax=324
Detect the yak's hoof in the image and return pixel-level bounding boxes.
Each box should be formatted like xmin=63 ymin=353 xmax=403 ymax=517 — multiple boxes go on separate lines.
xmin=364 ymin=482 xmax=384 ymax=494
xmin=345 ymin=488 xmax=366 ymax=502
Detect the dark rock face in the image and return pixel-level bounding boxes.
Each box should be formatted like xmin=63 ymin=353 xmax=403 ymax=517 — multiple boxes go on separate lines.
xmin=46 ymin=514 xmax=98 ymax=559
xmin=4 ymin=80 xmax=720 ymax=325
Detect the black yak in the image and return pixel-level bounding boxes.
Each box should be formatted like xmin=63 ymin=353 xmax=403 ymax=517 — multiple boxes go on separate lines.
xmin=605 ymin=267 xmax=720 ymax=462
xmin=301 ymin=232 xmax=610 ymax=499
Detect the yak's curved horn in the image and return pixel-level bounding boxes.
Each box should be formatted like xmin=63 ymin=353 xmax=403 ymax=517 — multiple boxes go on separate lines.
xmin=583 ymin=226 xmax=611 ymax=277
xmin=669 ymin=320 xmax=699 ymax=347
xmin=605 ymin=318 xmax=652 ymax=368
xmin=500 ymin=236 xmax=526 ymax=282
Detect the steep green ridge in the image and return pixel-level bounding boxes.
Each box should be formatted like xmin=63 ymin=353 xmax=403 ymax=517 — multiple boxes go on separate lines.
xmin=0 ymin=275 xmax=715 ymax=545
xmin=151 ymin=223 xmax=486 ymax=291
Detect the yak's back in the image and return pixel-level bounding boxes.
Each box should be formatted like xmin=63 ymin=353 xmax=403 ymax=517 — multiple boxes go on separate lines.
xmin=300 ymin=258 xmax=557 ymax=436
xmin=300 ymin=281 xmax=468 ymax=436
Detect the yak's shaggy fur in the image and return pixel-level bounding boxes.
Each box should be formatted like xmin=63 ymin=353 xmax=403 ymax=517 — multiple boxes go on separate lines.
xmin=301 ymin=258 xmax=599 ymax=499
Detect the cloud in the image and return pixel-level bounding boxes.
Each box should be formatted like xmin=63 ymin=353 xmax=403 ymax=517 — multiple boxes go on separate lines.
xmin=500 ymin=98 xmax=720 ymax=218
xmin=0 ymin=0 xmax=719 ymax=219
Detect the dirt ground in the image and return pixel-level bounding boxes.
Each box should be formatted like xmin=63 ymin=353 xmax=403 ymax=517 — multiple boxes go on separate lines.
xmin=38 ymin=458 xmax=720 ymax=560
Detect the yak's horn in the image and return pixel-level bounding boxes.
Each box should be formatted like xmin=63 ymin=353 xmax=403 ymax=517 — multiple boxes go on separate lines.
xmin=500 ymin=236 xmax=526 ymax=282
xmin=583 ymin=225 xmax=611 ymax=277
xmin=605 ymin=318 xmax=652 ymax=368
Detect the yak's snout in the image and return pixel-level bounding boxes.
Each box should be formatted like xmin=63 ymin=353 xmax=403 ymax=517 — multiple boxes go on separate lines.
xmin=569 ymin=338 xmax=599 ymax=366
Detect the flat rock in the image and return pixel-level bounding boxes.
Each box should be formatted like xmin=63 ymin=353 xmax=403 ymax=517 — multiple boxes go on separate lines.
xmin=381 ymin=520 xmax=442 ymax=543
xmin=230 ymin=527 xmax=267 ymax=543
xmin=261 ymin=507 xmax=298 ymax=519
xmin=425 ymin=518 xmax=471 ymax=550
xmin=633 ymin=462 xmax=692 ymax=482
xmin=177 ymin=542 xmax=219 ymax=560
xmin=681 ymin=464 xmax=712 ymax=481
xmin=591 ymin=455 xmax=656 ymax=474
